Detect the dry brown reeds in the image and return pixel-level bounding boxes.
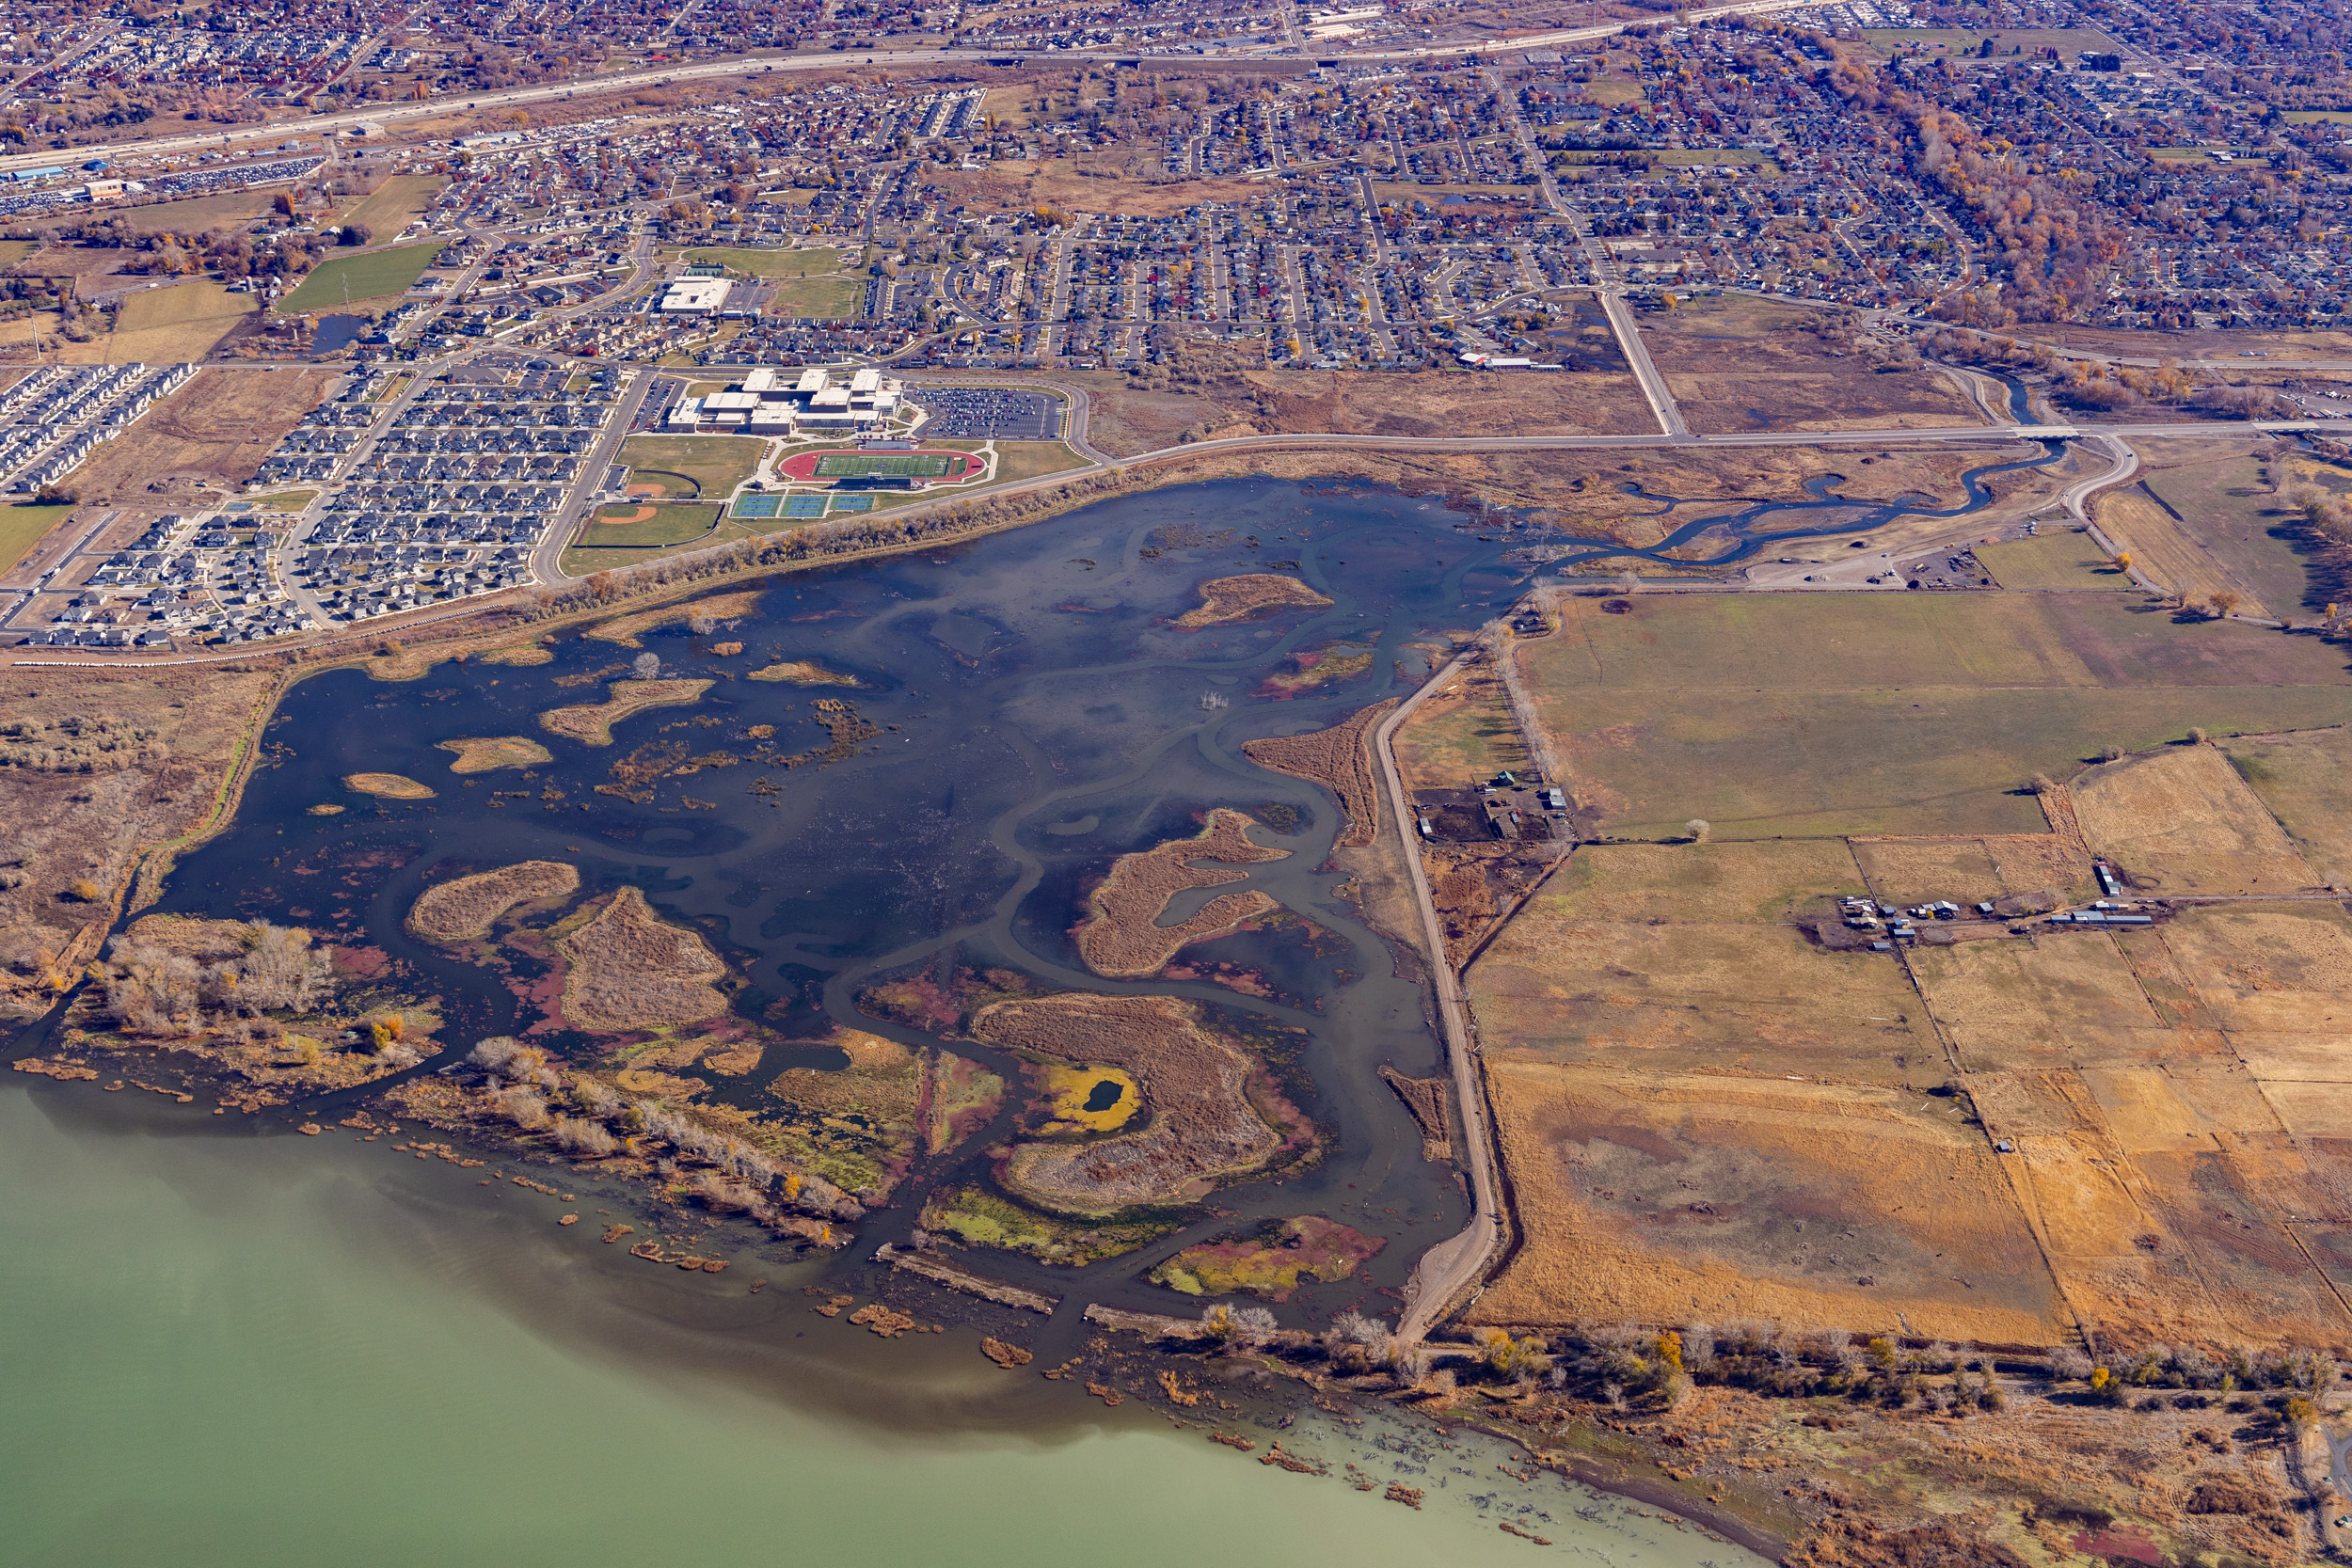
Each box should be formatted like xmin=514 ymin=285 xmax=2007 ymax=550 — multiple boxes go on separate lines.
xmin=538 ymin=679 xmax=713 ymax=746
xmin=1174 ymin=574 xmax=1334 ymax=628
xmin=554 ymin=885 xmax=729 ymax=1031
xmin=407 ymin=861 xmax=580 ymax=942
xmin=1073 ymin=809 xmax=1288 ymax=977
xmin=1241 ymin=698 xmax=1400 ymax=848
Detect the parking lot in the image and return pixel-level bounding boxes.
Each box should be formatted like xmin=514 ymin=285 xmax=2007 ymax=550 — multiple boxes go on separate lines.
xmin=913 ymin=387 xmax=1060 ymax=440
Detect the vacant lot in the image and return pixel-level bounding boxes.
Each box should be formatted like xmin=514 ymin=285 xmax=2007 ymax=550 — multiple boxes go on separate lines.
xmin=279 ymin=242 xmax=440 ymax=312
xmin=107 ymin=279 xmax=256 ymax=361
xmin=1640 ymin=294 xmax=1982 ymax=435
xmin=1512 ymin=592 xmax=2352 ymax=840
xmin=2221 ymin=725 xmax=2352 ymax=882
xmin=770 ymin=272 xmax=867 ymax=319
xmin=118 ymin=192 xmax=277 ymax=235
xmin=683 ymin=245 xmax=851 ymax=278
xmin=64 ymin=368 xmax=339 ymax=496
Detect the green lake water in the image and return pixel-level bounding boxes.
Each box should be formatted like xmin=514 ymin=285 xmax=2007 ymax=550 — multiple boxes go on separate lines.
xmin=0 ymin=1083 xmax=1758 ymax=1567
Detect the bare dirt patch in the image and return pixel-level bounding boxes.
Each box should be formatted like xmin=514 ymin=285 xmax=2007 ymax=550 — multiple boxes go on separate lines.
xmin=974 ymin=992 xmax=1291 ymax=1212
xmin=538 ymin=679 xmax=712 ymax=746
xmin=63 ymin=368 xmax=339 ymax=498
xmin=407 ymin=861 xmax=580 ymax=943
xmin=1241 ymin=698 xmax=1398 ymax=849
xmin=554 ymin=885 xmax=729 ymax=1031
xmin=1073 ymin=808 xmax=1288 ymax=978
xmin=1172 ymin=573 xmax=1332 ymax=627
xmin=436 ymin=736 xmax=553 ymax=774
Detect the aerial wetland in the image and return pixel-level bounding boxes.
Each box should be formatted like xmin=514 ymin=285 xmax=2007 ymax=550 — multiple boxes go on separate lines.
xmin=4 ymin=478 xmax=1771 ymax=1565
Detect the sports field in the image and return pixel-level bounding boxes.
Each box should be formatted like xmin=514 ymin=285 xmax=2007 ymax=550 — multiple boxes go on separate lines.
xmin=812 ymin=451 xmax=961 ymax=479
xmin=0 ymin=501 xmax=73 ymax=574
xmin=278 ymin=242 xmax=441 ymax=311
xmin=585 ymin=501 xmax=718 ymax=547
xmin=613 ymin=435 xmax=761 ymax=499
xmin=1514 ymin=591 xmax=2352 ymax=840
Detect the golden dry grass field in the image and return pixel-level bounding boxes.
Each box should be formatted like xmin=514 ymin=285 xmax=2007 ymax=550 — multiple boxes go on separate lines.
xmin=1469 ymin=816 xmax=2352 ymax=1350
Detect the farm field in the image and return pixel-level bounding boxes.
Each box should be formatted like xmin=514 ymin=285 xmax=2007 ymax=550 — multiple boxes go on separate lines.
xmin=117 ymin=191 xmax=276 ymax=235
xmin=2220 ymin=725 xmax=2352 ymax=882
xmin=2093 ymin=486 xmax=2271 ymax=616
xmin=2139 ymin=447 xmax=2336 ymax=616
xmin=1974 ymin=529 xmax=2130 ymax=591
xmin=1466 ymin=749 xmax=2352 ymax=1350
xmin=336 ymin=175 xmax=446 ymax=238
xmin=278 ymin=242 xmax=440 ymax=311
xmin=1511 ymin=591 xmax=2352 ymax=840
xmin=106 ymin=279 xmax=256 ymax=361
xmin=1391 ymin=659 xmax=1530 ymax=796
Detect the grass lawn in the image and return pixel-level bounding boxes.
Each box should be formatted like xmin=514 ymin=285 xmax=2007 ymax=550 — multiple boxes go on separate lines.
xmin=615 ymin=434 xmax=763 ymax=498
xmin=770 ymin=273 xmax=867 ymax=319
xmin=987 ymin=440 xmax=1089 ymax=483
xmin=336 ymin=175 xmax=447 ymax=238
xmin=684 ymin=245 xmax=853 ymax=278
xmin=279 ymin=242 xmax=441 ymax=311
xmin=1976 ymin=530 xmax=2131 ymax=591
xmin=581 ymin=501 xmax=721 ymax=547
xmin=108 ymin=278 xmax=256 ymax=360
xmin=0 ymin=240 xmax=35 ymax=270
xmin=1517 ymin=591 xmax=2352 ymax=841
xmin=0 ymin=501 xmax=74 ymax=573
xmin=246 ymin=489 xmax=319 ymax=511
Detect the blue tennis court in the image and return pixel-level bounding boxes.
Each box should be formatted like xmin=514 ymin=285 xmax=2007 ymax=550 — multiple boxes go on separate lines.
xmin=730 ymin=494 xmax=785 ymax=518
xmin=784 ymin=496 xmax=831 ymax=518
xmin=828 ymin=495 xmax=877 ymax=513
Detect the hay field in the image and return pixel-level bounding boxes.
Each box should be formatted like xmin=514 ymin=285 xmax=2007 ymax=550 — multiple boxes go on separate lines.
xmin=1472 ymin=1061 xmax=2066 ymax=1343
xmin=2140 ymin=450 xmax=2321 ymax=616
xmin=2219 ymin=727 xmax=2352 ymax=883
xmin=2070 ymin=745 xmax=2323 ymax=894
xmin=1851 ymin=834 xmax=2096 ymax=907
xmin=1470 ymin=832 xmax=2352 ymax=1348
xmin=1975 ymin=531 xmax=2130 ymax=591
xmin=1512 ymin=592 xmax=2352 ymax=840
xmin=279 ymin=242 xmax=440 ymax=311
xmin=2093 ymin=488 xmax=2268 ymax=616
xmin=107 ymin=279 xmax=256 ymax=361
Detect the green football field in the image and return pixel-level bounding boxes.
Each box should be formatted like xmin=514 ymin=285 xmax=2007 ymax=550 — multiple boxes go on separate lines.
xmin=812 ymin=451 xmax=960 ymax=479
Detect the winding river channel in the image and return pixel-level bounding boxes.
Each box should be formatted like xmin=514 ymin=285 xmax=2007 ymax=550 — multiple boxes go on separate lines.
xmin=0 ymin=461 xmax=2045 ymax=1562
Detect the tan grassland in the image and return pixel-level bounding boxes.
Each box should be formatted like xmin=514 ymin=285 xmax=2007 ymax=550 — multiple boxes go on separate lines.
xmin=342 ymin=771 xmax=435 ymax=800
xmin=2219 ymin=726 xmax=2352 ymax=883
xmin=747 ymin=659 xmax=858 ymax=686
xmin=1240 ymin=698 xmax=1399 ymax=849
xmin=1470 ymin=774 xmax=2352 ymax=1352
xmin=584 ymin=588 xmax=765 ymax=646
xmin=407 ymin=861 xmax=580 ymax=942
xmin=120 ymin=913 xmax=273 ymax=958
xmin=538 ymin=679 xmax=713 ymax=745
xmin=554 ymin=885 xmax=729 ymax=1031
xmin=2070 ymin=744 xmax=2324 ymax=893
xmin=475 ymin=643 xmax=554 ymax=666
xmin=437 ymin=736 xmax=553 ymax=774
xmin=1172 ymin=573 xmax=1333 ymax=627
xmin=2094 ymin=487 xmax=2269 ymax=616
xmin=974 ymin=992 xmax=1284 ymax=1212
xmin=1073 ymin=808 xmax=1288 ymax=977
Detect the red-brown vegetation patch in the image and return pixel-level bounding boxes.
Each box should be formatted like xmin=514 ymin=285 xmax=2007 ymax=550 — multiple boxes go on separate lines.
xmin=1147 ymin=1214 xmax=1386 ymax=1301
xmin=553 ymin=885 xmax=728 ymax=1030
xmin=1073 ymin=808 xmax=1289 ymax=977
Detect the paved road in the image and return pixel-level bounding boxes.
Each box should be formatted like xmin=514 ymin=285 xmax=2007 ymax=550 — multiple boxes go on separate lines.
xmin=1375 ymin=655 xmax=1508 ymax=1342
xmin=536 ymin=365 xmax=659 ymax=584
